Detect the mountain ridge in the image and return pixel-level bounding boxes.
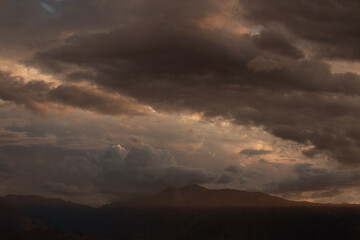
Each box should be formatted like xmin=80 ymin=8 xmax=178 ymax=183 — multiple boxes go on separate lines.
xmin=4 ymin=185 xmax=357 ymax=209
xmin=4 ymin=194 xmax=91 ymax=209
xmin=104 ymin=184 xmax=318 ymax=208
xmin=3 ymin=185 xmax=360 ymax=239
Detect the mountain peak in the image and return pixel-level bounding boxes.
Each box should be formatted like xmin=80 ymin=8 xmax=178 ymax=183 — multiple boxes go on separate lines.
xmin=128 ymin=185 xmax=313 ymax=208
xmin=180 ymin=184 xmax=207 ymax=191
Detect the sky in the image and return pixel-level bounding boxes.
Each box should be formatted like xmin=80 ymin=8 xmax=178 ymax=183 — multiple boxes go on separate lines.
xmin=0 ymin=0 xmax=360 ymax=206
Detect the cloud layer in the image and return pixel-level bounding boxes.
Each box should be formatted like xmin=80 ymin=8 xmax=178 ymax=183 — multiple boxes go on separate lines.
xmin=27 ymin=1 xmax=360 ymax=167
xmin=0 ymin=0 xmax=359 ymax=204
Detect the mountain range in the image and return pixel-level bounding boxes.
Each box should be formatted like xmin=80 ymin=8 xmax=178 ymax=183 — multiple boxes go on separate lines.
xmin=1 ymin=185 xmax=360 ymax=239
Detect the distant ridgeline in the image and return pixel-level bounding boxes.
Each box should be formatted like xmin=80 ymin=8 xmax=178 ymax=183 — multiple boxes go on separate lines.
xmin=2 ymin=185 xmax=360 ymax=240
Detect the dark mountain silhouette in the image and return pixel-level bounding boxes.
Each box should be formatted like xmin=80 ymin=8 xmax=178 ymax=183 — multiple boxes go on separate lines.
xmin=4 ymin=185 xmax=360 ymax=239
xmin=4 ymin=194 xmax=89 ymax=208
xmin=0 ymin=196 xmax=88 ymax=239
xmin=4 ymin=194 xmax=96 ymax=234
xmin=111 ymin=184 xmax=313 ymax=208
xmin=0 ymin=196 xmax=40 ymax=232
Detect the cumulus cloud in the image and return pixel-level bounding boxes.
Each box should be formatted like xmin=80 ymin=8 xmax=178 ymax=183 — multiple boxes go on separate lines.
xmin=95 ymin=144 xmax=217 ymax=198
xmin=0 ymin=142 xmax=218 ymax=202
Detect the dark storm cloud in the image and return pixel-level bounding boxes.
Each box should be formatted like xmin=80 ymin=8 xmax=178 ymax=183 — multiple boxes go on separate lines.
xmin=49 ymin=85 xmax=147 ymax=115
xmin=0 ymin=71 xmax=147 ymax=115
xmin=29 ymin=24 xmax=360 ymax=165
xmin=268 ymin=164 xmax=360 ymax=194
xmin=33 ymin=27 xmax=360 ymax=96
xmin=239 ymin=0 xmax=360 ymax=60
xmin=253 ymin=30 xmax=304 ymax=59
xmin=0 ymin=71 xmax=50 ymax=112
xmin=0 ymin=0 xmax=221 ymax=57
xmin=224 ymin=164 xmax=243 ymax=175
xmin=301 ymin=148 xmax=323 ymax=158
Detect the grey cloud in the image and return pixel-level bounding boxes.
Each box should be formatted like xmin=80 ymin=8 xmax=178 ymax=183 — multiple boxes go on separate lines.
xmin=310 ymin=189 xmax=344 ymax=199
xmin=218 ymin=164 xmax=247 ymax=184
xmin=258 ymin=159 xmax=281 ymax=168
xmin=0 ymin=143 xmax=217 ymax=202
xmin=268 ymin=163 xmax=360 ymax=194
xmin=0 ymin=71 xmax=147 ymax=116
xmin=49 ymin=85 xmax=148 ymax=116
xmin=224 ymin=164 xmax=243 ymax=175
xmin=164 ymin=166 xmax=216 ymax=185
xmin=0 ymin=0 xmax=223 ymax=58
xmin=240 ymin=0 xmax=360 ymax=60
xmin=0 ymin=146 xmax=97 ymax=197
xmin=240 ymin=148 xmax=272 ymax=156
xmin=0 ymin=128 xmax=55 ymax=146
xmin=95 ymin=143 xmax=217 ymax=198
xmin=302 ymin=148 xmax=323 ymax=158
xmin=253 ymin=30 xmax=304 ymax=59
xmin=0 ymin=71 xmax=50 ymax=112
xmin=248 ymin=56 xmax=282 ymax=72
xmin=124 ymin=144 xmax=176 ymax=169
xmin=215 ymin=173 xmax=234 ymax=184
xmin=0 ymin=160 xmax=14 ymax=181
xmin=42 ymin=181 xmax=84 ymax=196
xmin=0 ymin=0 xmax=121 ymax=54
xmin=0 ymin=118 xmax=29 ymax=128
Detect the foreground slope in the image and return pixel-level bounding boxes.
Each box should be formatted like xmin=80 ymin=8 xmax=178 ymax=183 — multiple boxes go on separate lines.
xmin=4 ymin=194 xmax=96 ymax=233
xmin=0 ymin=197 xmax=39 ymax=233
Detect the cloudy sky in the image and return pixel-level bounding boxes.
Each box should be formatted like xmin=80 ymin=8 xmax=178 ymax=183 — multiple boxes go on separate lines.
xmin=0 ymin=0 xmax=360 ymax=206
